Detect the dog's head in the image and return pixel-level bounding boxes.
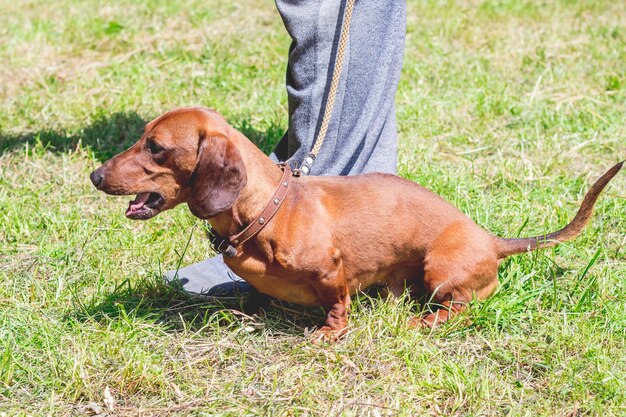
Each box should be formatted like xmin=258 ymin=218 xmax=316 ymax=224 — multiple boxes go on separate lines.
xmin=90 ymin=107 xmax=247 ymax=220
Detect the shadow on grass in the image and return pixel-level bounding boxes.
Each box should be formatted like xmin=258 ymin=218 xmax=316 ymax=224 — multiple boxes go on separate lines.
xmin=0 ymin=112 xmax=148 ymax=161
xmin=233 ymin=117 xmax=285 ymax=155
xmin=68 ymin=274 xmax=394 ymax=337
xmin=69 ymin=274 xmax=327 ymax=336
xmin=1 ymin=111 xmax=285 ymax=161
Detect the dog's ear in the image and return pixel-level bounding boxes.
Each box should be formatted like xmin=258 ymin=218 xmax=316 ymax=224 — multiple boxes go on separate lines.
xmin=187 ymin=132 xmax=247 ymax=219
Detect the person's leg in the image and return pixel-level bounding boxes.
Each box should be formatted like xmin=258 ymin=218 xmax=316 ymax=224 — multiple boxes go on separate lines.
xmin=165 ymin=0 xmax=406 ymax=295
xmin=164 ymin=253 xmax=254 ymax=297
xmin=271 ymin=0 xmax=406 ymax=175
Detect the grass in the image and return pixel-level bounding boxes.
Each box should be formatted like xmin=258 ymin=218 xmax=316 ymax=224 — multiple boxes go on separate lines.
xmin=1 ymin=0 xmax=625 ymax=415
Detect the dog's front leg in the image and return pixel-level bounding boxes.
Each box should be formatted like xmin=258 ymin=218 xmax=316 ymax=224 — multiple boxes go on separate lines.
xmin=310 ymin=258 xmax=351 ymax=343
xmin=312 ymin=289 xmax=351 ymax=343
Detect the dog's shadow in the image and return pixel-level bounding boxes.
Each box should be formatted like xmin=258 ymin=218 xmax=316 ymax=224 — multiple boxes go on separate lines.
xmin=70 ymin=275 xmax=330 ymax=336
xmin=70 ymin=273 xmax=392 ymax=337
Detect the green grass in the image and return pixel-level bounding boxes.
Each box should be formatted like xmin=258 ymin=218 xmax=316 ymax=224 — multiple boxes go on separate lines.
xmin=1 ymin=0 xmax=625 ymax=415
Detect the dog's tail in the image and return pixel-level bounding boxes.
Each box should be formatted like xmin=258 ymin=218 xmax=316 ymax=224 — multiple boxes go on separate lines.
xmin=494 ymin=161 xmax=623 ymax=259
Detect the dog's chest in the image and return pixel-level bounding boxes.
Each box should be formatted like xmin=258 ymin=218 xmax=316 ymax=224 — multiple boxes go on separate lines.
xmin=225 ymin=257 xmax=321 ymax=305
xmin=247 ymin=272 xmax=321 ymax=305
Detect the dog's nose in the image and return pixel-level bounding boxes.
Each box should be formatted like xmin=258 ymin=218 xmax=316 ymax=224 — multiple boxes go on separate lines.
xmin=90 ymin=168 xmax=104 ymax=189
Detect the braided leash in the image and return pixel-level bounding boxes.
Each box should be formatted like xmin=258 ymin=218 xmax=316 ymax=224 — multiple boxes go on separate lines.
xmin=299 ymin=0 xmax=355 ymax=176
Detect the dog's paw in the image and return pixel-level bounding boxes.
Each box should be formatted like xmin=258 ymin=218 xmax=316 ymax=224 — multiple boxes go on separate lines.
xmin=309 ymin=326 xmax=347 ymax=344
xmin=407 ymin=316 xmax=424 ymax=329
xmin=407 ymin=315 xmax=438 ymax=329
xmin=408 ymin=311 xmax=470 ymax=330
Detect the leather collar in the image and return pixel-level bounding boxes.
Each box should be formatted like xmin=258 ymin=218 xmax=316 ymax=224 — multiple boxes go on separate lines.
xmin=208 ymin=163 xmax=296 ymax=257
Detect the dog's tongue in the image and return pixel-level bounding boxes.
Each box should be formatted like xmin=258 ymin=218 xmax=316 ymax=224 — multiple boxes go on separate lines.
xmin=126 ymin=192 xmax=150 ymax=214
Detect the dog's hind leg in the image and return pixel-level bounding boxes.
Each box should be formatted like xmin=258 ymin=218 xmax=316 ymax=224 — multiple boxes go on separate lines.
xmin=409 ymin=221 xmax=500 ymax=328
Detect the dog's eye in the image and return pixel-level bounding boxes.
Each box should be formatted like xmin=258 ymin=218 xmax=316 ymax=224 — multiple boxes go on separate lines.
xmin=147 ymin=141 xmax=163 ymax=154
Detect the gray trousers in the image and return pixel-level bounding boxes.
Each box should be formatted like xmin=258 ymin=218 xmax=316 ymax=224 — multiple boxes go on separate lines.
xmin=165 ymin=0 xmax=406 ymax=295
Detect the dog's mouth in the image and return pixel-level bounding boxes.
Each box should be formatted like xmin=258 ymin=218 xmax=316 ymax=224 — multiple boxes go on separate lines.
xmin=125 ymin=192 xmax=164 ymax=220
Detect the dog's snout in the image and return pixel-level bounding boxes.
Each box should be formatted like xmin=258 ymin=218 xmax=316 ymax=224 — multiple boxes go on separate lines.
xmin=90 ymin=168 xmax=105 ymax=189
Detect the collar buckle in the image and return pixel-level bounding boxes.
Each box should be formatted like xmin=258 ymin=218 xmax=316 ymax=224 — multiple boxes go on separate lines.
xmin=216 ymin=238 xmax=237 ymax=258
xmin=207 ymin=225 xmax=238 ymax=258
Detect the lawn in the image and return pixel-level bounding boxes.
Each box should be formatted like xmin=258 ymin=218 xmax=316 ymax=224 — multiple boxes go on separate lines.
xmin=1 ymin=0 xmax=625 ymax=415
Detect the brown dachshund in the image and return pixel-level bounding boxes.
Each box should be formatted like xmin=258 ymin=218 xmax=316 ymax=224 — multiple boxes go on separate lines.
xmin=90 ymin=107 xmax=623 ymax=340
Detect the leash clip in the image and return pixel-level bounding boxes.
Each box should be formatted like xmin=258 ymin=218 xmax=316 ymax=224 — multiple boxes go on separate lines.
xmin=299 ymin=154 xmax=316 ymax=176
